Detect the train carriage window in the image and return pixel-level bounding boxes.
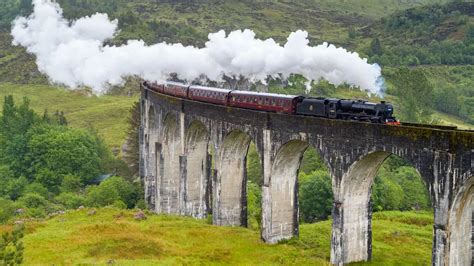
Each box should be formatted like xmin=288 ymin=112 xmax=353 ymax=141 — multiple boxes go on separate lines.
xmin=272 ymin=99 xmax=276 ymax=106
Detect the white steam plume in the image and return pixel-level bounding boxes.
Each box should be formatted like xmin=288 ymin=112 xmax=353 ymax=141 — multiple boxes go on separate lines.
xmin=12 ymin=0 xmax=384 ymax=95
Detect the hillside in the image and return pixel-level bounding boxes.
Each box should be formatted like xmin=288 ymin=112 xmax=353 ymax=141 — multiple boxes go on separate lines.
xmin=0 ymin=1 xmax=472 ymax=133
xmin=0 ymin=83 xmax=137 ymax=149
xmin=0 ymin=208 xmax=433 ymax=265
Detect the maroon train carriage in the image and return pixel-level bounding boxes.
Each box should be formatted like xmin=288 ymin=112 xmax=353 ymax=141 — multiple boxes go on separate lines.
xmin=228 ymin=90 xmax=303 ymax=114
xmin=162 ymin=81 xmax=189 ymax=98
xmin=143 ymin=81 xmax=164 ymax=93
xmin=188 ymin=85 xmax=232 ymax=105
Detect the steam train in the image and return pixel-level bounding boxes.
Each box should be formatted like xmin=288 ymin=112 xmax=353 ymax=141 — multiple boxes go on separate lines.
xmin=143 ymin=81 xmax=400 ymax=125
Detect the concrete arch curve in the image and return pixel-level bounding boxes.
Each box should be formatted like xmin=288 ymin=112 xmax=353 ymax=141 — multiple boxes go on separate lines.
xmin=184 ymin=120 xmax=211 ymax=218
xmin=447 ymin=176 xmax=473 ymax=266
xmin=264 ymin=140 xmax=309 ymax=243
xmin=160 ymin=113 xmax=182 ymax=214
xmin=214 ymin=130 xmax=253 ymax=226
xmin=332 ymin=151 xmax=392 ymax=264
xmin=332 ymin=150 xmax=435 ymax=264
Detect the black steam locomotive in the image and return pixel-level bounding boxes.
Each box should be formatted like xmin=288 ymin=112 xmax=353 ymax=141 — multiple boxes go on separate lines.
xmin=296 ymin=97 xmax=398 ymax=124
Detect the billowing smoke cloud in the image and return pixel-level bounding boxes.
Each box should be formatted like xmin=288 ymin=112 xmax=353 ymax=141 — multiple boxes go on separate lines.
xmin=12 ymin=0 xmax=384 ymax=95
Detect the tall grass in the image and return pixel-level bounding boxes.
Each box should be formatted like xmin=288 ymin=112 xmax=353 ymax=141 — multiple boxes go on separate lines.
xmin=0 ymin=208 xmax=435 ymax=265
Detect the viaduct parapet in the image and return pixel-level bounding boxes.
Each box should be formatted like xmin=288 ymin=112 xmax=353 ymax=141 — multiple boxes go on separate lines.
xmin=140 ymin=88 xmax=473 ymax=265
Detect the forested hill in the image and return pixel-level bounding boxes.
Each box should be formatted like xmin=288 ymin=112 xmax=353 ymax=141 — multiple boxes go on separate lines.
xmin=0 ymin=0 xmax=472 ymax=128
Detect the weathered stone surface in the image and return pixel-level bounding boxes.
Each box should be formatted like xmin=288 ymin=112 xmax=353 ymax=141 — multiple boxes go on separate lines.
xmin=141 ymin=88 xmax=473 ymax=265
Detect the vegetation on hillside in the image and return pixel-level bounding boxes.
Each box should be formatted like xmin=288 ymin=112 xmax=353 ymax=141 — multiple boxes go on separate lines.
xmin=0 ymin=96 xmax=143 ymax=224
xmin=0 ymin=0 xmax=472 ymax=128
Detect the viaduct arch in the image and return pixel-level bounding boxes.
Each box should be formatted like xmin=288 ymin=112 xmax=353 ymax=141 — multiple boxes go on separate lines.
xmin=140 ymin=88 xmax=473 ymax=265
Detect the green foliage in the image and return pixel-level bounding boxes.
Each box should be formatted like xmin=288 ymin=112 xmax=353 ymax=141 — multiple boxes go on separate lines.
xmin=85 ymin=176 xmax=140 ymax=208
xmin=371 ymin=3 xmax=474 ymax=66
xmin=299 ymin=148 xmax=327 ymax=174
xmin=0 ymin=176 xmax=28 ymax=201
xmin=0 ymin=198 xmax=16 ymax=224
xmin=27 ymin=125 xmax=102 ymax=185
xmin=23 ymin=182 xmax=49 ymax=199
xmin=247 ymin=181 xmax=262 ymax=229
xmin=299 ymin=170 xmax=333 ymax=223
xmin=372 ymin=174 xmax=403 ymax=211
xmin=60 ymin=174 xmax=83 ymax=193
xmin=113 ymin=200 xmax=127 ymax=210
xmin=0 ymin=96 xmax=39 ymax=178
xmin=54 ymin=192 xmax=85 ymax=209
xmin=135 ymin=199 xmax=146 ymax=210
xmin=0 ymin=224 xmax=25 ymax=265
xmin=389 ymin=67 xmax=434 ymax=123
xmin=122 ymin=101 xmax=140 ymax=177
xmin=372 ymin=158 xmax=430 ymax=212
xmin=18 ymin=193 xmax=47 ymax=209
xmin=246 ymin=143 xmax=262 ymax=186
xmin=369 ymin=37 xmax=382 ymax=56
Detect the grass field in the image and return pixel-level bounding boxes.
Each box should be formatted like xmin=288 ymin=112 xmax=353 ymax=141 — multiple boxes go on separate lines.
xmin=0 ymin=208 xmax=434 ymax=265
xmin=0 ymin=83 xmax=137 ymax=150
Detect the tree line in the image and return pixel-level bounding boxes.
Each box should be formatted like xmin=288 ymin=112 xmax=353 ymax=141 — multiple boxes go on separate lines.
xmin=0 ymin=96 xmax=143 ymax=224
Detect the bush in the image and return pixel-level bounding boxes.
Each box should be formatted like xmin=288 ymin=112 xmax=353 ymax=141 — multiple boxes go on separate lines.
xmin=135 ymin=199 xmax=147 ymax=210
xmin=60 ymin=174 xmax=83 ymax=193
xmin=34 ymin=168 xmax=62 ymax=194
xmin=1 ymin=176 xmax=28 ymax=201
xmin=54 ymin=192 xmax=85 ymax=209
xmin=18 ymin=193 xmax=47 ymax=209
xmin=85 ymin=184 xmax=119 ymax=207
xmin=113 ymin=200 xmax=127 ymax=209
xmin=0 ymin=198 xmax=16 ymax=223
xmin=23 ymin=182 xmax=49 ymax=199
xmin=85 ymin=176 xmax=140 ymax=208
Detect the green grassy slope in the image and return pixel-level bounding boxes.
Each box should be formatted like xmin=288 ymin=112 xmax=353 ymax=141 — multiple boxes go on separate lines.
xmin=0 ymin=83 xmax=137 ymax=149
xmin=0 ymin=208 xmax=433 ymax=265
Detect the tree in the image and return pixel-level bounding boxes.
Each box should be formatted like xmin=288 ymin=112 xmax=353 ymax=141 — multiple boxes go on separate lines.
xmin=299 ymin=170 xmax=333 ymax=222
xmin=123 ymin=101 xmax=140 ymax=177
xmin=369 ymin=37 xmax=382 ymax=56
xmin=26 ymin=125 xmax=103 ymax=185
xmin=0 ymin=96 xmax=39 ymax=178
xmin=391 ymin=67 xmax=434 ymax=123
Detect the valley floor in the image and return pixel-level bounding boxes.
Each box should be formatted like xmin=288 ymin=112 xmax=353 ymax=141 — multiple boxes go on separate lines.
xmin=0 ymin=208 xmax=433 ymax=265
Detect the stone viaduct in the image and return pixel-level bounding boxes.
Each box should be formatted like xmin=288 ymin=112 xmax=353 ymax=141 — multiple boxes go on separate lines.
xmin=140 ymin=87 xmax=473 ymax=265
